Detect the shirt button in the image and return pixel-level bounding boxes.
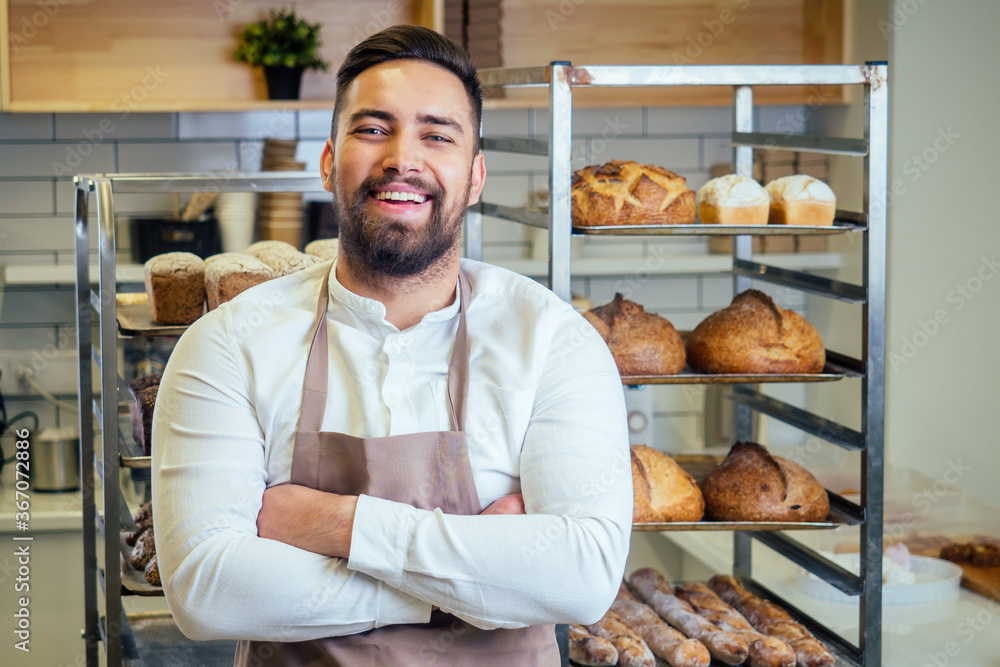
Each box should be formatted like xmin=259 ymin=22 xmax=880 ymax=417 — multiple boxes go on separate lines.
xmin=368 ymin=304 xmax=379 ymax=314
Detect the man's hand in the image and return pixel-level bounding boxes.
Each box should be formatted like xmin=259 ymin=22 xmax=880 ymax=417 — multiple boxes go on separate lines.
xmin=257 ymin=484 xmax=357 ymax=559
xmin=481 ymin=493 xmax=525 ymax=516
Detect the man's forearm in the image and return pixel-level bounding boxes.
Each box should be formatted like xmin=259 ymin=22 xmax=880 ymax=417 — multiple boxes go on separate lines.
xmin=257 ymin=484 xmax=358 ymax=559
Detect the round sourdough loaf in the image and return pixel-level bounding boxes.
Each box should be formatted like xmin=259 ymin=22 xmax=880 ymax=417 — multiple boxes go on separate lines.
xmin=571 ymin=160 xmax=696 ymax=226
xmin=699 ymin=441 xmax=829 ymax=522
xmin=631 ymin=445 xmax=705 ymax=522
xmin=685 ymin=289 xmax=825 ymax=374
xmin=583 ymin=293 xmax=686 ymax=376
xmin=696 ymin=174 xmax=770 ymax=225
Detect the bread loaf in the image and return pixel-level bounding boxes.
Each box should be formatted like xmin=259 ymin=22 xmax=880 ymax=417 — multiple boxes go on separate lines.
xmin=631 ymin=445 xmax=704 ymax=522
xmin=144 ymin=554 xmax=161 ymax=586
xmin=572 ymin=160 xmax=695 ymax=226
xmin=764 ymin=175 xmax=836 ymax=226
xmin=583 ymin=293 xmax=686 ymax=376
xmin=568 ymin=624 xmax=619 ymax=666
xmin=612 ymin=584 xmax=711 ymax=667
xmin=586 ymin=610 xmax=656 ymax=667
xmin=697 ymin=174 xmax=769 ymax=225
xmin=205 ymin=253 xmax=275 ymax=310
xmin=304 ymin=238 xmax=340 ymax=261
xmin=699 ymin=441 xmax=830 ymax=522
xmin=128 ymin=375 xmax=161 ymax=456
xmin=143 ymin=252 xmax=206 ymax=325
xmin=129 ymin=528 xmax=156 ymax=570
xmin=685 ymin=289 xmax=825 ymax=374
xmin=246 ymin=240 xmax=323 ymax=277
xmin=709 ymin=575 xmax=835 ymax=667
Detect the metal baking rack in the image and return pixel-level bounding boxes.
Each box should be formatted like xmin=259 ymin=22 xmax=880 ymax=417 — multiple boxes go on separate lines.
xmin=74 ymin=172 xmax=326 ymax=665
xmin=474 ymin=62 xmax=887 ymax=667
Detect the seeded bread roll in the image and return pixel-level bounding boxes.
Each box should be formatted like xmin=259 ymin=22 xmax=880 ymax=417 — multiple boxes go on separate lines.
xmin=304 ymin=238 xmax=340 ymax=261
xmin=245 ymin=240 xmax=323 ymax=277
xmin=205 ymin=253 xmax=275 ymax=310
xmin=685 ymin=290 xmax=825 ymax=374
xmin=631 ymin=445 xmax=704 ymax=522
xmin=697 ymin=174 xmax=769 ymax=225
xmin=128 ymin=375 xmax=161 ymax=456
xmin=764 ymin=175 xmax=836 ymax=226
xmin=583 ymin=293 xmax=686 ymax=376
xmin=143 ymin=252 xmax=206 ymax=325
xmin=699 ymin=441 xmax=830 ymax=522
xmin=572 ymin=160 xmax=696 ymax=226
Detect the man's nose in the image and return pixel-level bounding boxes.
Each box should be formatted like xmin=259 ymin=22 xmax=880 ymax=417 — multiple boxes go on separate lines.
xmin=381 ymin=134 xmax=424 ymax=174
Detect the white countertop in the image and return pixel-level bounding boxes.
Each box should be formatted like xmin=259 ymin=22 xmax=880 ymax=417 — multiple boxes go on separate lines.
xmin=0 ymin=461 xmax=82 ymax=532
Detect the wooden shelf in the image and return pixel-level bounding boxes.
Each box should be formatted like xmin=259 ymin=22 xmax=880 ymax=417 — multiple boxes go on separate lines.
xmin=2 ymin=0 xmax=845 ymax=113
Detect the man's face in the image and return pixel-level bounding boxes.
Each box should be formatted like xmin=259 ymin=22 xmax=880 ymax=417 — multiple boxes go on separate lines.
xmin=322 ymin=59 xmax=485 ymax=279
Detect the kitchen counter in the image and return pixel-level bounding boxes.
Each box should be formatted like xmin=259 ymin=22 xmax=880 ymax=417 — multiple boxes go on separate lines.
xmin=0 ymin=458 xmax=81 ymax=531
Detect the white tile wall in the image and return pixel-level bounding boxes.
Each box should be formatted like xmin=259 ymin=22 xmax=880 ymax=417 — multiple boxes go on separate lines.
xmin=482 ymin=109 xmax=531 ymax=138
xmin=0 ymin=143 xmax=115 ymax=178
xmin=0 ymin=217 xmax=79 ymax=252
xmin=588 ymin=137 xmax=700 ymax=171
xmin=117 ymin=141 xmax=238 ymax=173
xmin=646 ymin=107 xmax=733 ymax=135
xmin=0 ymin=181 xmax=55 ymax=215
xmin=55 ymin=113 xmax=175 ymax=141
xmin=0 ymin=113 xmax=53 ymax=141
xmin=179 ymin=112 xmax=297 ymax=140
xmin=0 ymin=287 xmax=76 ymax=324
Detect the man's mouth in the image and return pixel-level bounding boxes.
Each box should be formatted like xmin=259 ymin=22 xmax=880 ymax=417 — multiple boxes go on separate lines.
xmin=371 ymin=189 xmax=429 ymax=204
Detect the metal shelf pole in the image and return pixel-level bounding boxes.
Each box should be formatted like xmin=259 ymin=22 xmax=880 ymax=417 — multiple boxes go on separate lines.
xmin=548 ymin=62 xmax=573 ymax=303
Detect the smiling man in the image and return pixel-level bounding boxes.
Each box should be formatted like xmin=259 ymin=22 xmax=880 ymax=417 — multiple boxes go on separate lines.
xmin=152 ymin=26 xmax=631 ymax=666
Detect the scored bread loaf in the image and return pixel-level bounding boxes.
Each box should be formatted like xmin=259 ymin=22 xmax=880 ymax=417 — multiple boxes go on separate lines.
xmin=572 ymin=160 xmax=696 ymax=226
xmin=128 ymin=375 xmax=162 ymax=456
xmin=685 ymin=289 xmax=825 ymax=374
xmin=697 ymin=174 xmax=769 ymax=225
xmin=568 ymin=624 xmax=619 ymax=666
xmin=304 ymin=238 xmax=340 ymax=261
xmin=583 ymin=293 xmax=686 ymax=376
xmin=205 ymin=253 xmax=275 ymax=310
xmin=699 ymin=441 xmax=830 ymax=522
xmin=631 ymin=445 xmax=704 ymax=522
xmin=245 ymin=240 xmax=323 ymax=277
xmin=764 ymin=174 xmax=836 ymax=226
xmin=143 ymin=252 xmax=206 ymax=325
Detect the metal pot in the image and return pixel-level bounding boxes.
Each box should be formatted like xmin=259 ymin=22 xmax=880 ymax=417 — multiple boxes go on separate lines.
xmin=32 ymin=427 xmax=80 ymax=492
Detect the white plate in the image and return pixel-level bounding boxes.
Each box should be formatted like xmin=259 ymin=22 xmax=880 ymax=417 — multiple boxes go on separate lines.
xmin=796 ymin=554 xmax=962 ymax=605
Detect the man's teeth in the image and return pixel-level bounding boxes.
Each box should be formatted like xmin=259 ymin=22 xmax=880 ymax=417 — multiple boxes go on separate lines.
xmin=374 ymin=191 xmax=427 ymax=203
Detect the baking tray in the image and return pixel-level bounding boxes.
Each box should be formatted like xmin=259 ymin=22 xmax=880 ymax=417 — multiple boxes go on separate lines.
xmin=116 ymin=296 xmax=201 ymax=337
xmin=632 ymin=454 xmax=840 ymax=532
xmin=621 ymin=364 xmax=851 ymax=386
xmin=572 ymin=221 xmax=863 ymax=236
xmin=119 ymin=532 xmax=163 ymax=596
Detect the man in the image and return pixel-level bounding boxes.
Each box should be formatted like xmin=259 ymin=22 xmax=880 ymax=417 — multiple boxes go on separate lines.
xmin=152 ymin=25 xmax=631 ymax=666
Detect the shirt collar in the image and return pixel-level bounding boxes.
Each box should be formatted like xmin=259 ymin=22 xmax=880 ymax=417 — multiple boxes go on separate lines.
xmin=326 ymin=258 xmax=462 ymax=328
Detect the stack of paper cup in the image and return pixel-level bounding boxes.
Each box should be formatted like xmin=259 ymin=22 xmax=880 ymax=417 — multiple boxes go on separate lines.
xmin=258 ymin=139 xmax=307 ymax=247
xmin=215 ymin=192 xmax=256 ymax=252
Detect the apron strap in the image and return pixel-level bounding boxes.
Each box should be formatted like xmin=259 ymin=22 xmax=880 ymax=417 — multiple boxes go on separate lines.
xmin=296 ymin=264 xmax=472 ymax=435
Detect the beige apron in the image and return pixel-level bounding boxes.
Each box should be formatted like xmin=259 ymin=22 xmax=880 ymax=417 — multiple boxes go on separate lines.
xmin=235 ymin=266 xmax=560 ymax=667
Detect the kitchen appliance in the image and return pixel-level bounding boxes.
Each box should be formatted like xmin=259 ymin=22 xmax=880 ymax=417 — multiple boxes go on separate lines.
xmin=32 ymin=426 xmax=80 ymax=492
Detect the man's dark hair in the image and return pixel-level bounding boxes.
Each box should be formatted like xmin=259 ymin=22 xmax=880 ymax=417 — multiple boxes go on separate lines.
xmin=331 ymin=25 xmax=482 ymax=153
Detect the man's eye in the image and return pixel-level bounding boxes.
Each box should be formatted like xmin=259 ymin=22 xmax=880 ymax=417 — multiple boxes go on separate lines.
xmin=357 ymin=128 xmax=385 ymax=135
xmin=427 ymin=135 xmax=451 ymax=143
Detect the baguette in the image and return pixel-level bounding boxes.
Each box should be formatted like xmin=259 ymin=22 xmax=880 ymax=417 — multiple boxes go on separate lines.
xmin=629 ymin=568 xmax=748 ymax=665
xmin=586 ymin=610 xmax=656 ymax=667
xmin=568 ymin=624 xmax=618 ymax=666
xmin=612 ymin=585 xmax=710 ymax=667
xmin=709 ymin=574 xmax=835 ymax=667
xmin=673 ymin=582 xmax=795 ymax=667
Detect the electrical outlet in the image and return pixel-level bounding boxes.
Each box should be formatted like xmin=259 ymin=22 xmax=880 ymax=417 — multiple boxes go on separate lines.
xmin=623 ymin=385 xmax=656 ymax=446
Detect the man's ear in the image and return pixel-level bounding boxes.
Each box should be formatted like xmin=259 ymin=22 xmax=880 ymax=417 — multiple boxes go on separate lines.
xmin=466 ymin=152 xmax=486 ymax=206
xmin=320 ymin=139 xmax=335 ymax=193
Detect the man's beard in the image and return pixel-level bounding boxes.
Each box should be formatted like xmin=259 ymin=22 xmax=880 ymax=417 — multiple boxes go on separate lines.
xmin=333 ymin=171 xmax=471 ymax=280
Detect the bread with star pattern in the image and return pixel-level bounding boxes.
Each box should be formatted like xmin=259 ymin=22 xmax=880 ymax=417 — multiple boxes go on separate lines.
xmin=571 ymin=160 xmax=696 ymax=226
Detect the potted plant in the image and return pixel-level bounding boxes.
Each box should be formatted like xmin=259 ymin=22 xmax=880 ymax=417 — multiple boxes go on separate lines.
xmin=234 ymin=6 xmax=330 ymax=100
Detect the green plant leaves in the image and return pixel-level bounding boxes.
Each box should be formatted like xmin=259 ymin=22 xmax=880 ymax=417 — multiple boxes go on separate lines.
xmin=233 ymin=6 xmax=330 ymax=71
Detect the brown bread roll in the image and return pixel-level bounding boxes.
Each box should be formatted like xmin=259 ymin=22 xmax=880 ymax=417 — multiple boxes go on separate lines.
xmin=685 ymin=289 xmax=825 ymax=374
xmin=572 ymin=160 xmax=695 ymax=226
xmin=144 ymin=555 xmax=161 ymax=586
xmin=699 ymin=441 xmax=830 ymax=522
xmin=631 ymin=445 xmax=704 ymax=522
xmin=129 ymin=528 xmax=156 ymax=570
xmin=204 ymin=253 xmax=275 ymax=310
xmin=709 ymin=575 xmax=835 ymax=667
xmin=583 ymin=293 xmax=686 ymax=376
xmin=143 ymin=252 xmax=206 ymax=325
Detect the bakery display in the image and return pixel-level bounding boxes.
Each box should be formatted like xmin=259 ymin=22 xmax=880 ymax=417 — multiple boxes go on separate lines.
xmin=699 ymin=441 xmax=830 ymax=523
xmin=569 ymin=624 xmax=619 ymax=666
xmin=629 ymin=568 xmax=749 ymax=665
xmin=143 ymin=251 xmax=206 ymax=325
xmin=613 ymin=584 xmax=711 ymax=667
xmin=125 ymin=502 xmax=161 ymax=586
xmin=128 ymin=375 xmax=162 ymax=456
xmin=696 ymin=174 xmax=769 ymax=225
xmin=709 ymin=574 xmax=835 ymax=667
xmin=571 ymin=160 xmax=696 ymax=226
xmin=583 ymin=293 xmax=686 ymax=376
xmin=673 ymin=582 xmax=795 ymax=667
xmin=586 ymin=610 xmax=656 ymax=667
xmin=304 ymin=238 xmax=340 ymax=261
xmin=245 ymin=240 xmax=324 ymax=277
xmin=685 ymin=289 xmax=825 ymax=374
xmin=631 ymin=445 xmax=705 ymax=523
xmin=205 ymin=253 xmax=276 ymax=310
xmin=764 ymin=174 xmax=837 ymax=226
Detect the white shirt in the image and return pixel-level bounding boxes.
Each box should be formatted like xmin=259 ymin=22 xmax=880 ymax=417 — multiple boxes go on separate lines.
xmin=152 ymin=258 xmax=632 ymax=642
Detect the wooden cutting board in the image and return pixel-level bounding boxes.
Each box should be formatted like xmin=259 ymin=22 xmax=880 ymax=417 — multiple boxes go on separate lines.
xmin=955 ymin=564 xmax=1000 ymax=602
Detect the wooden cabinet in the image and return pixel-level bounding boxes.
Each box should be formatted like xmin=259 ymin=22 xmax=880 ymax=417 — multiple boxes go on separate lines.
xmin=1 ymin=0 xmax=843 ymax=112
